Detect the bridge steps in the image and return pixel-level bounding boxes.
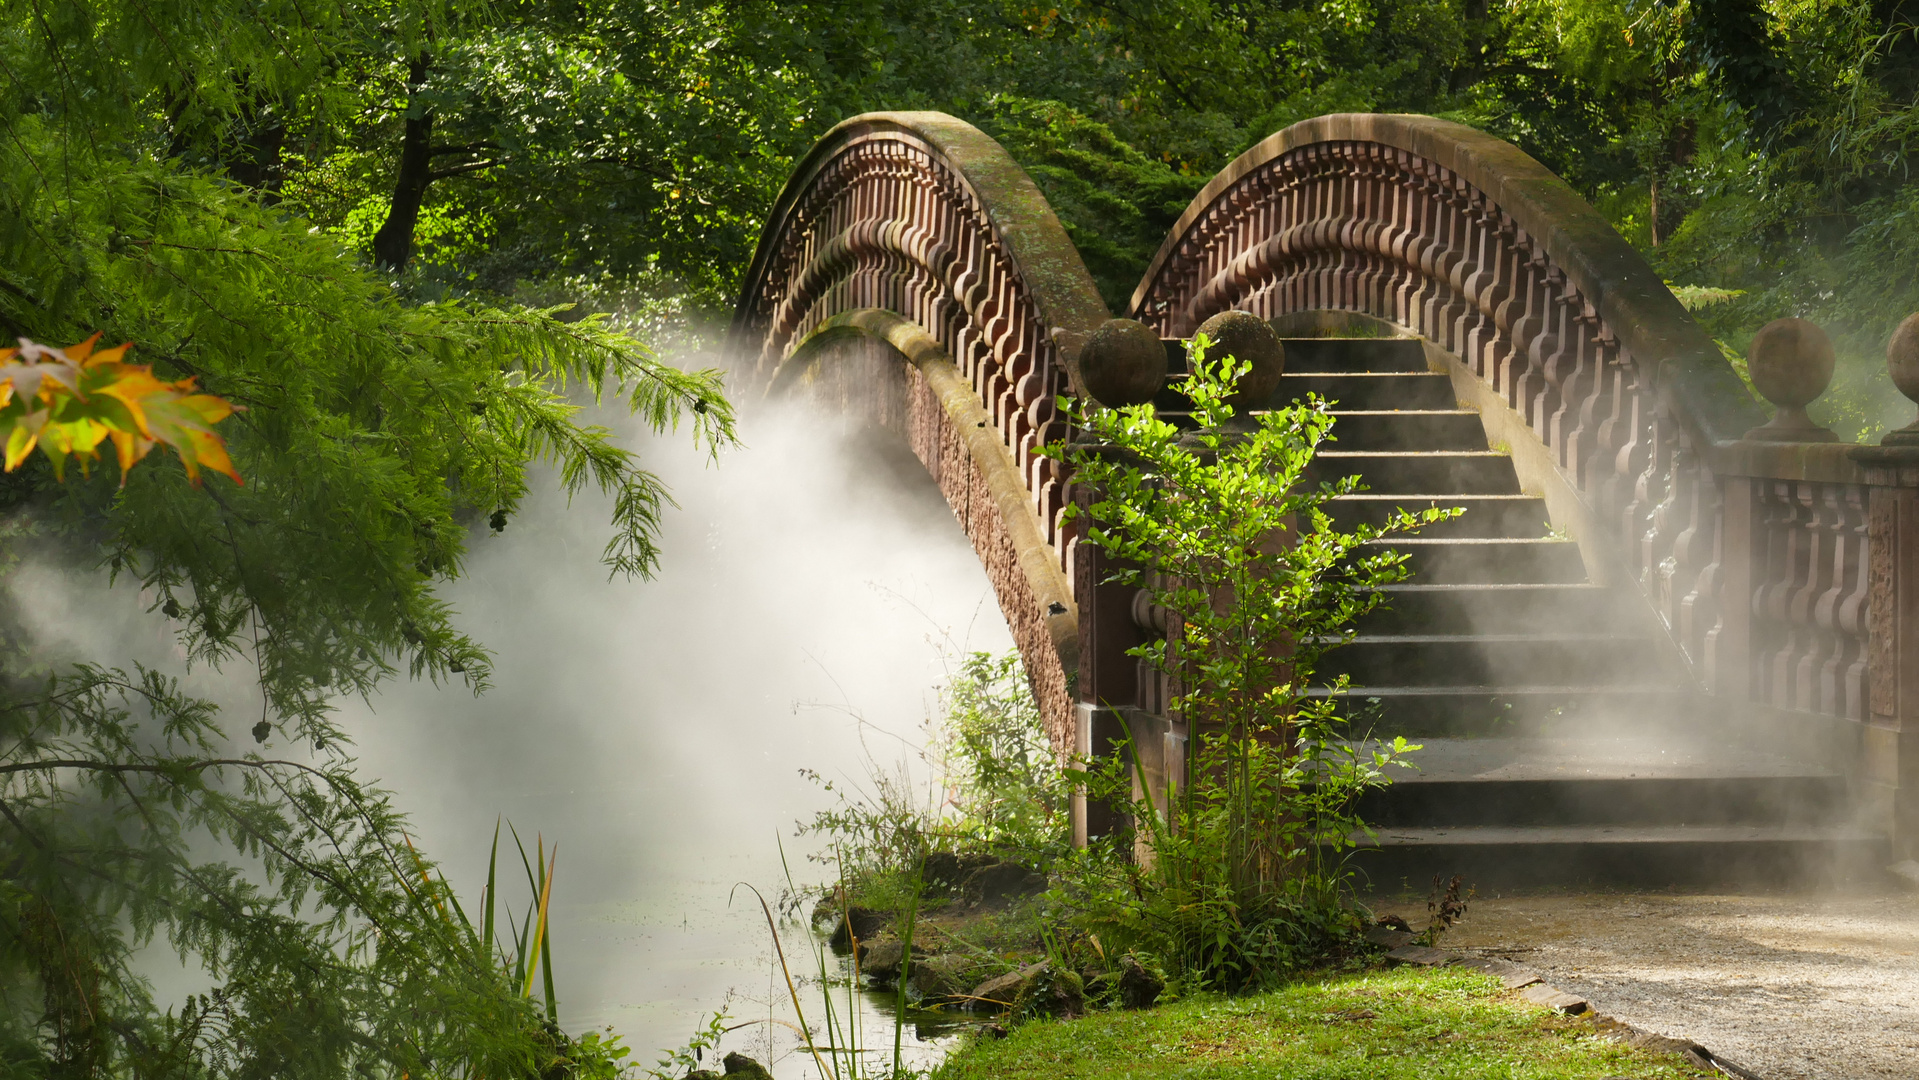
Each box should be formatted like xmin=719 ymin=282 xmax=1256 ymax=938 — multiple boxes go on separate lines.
xmin=1325 ymin=495 xmax=1549 ymax=537
xmin=1313 ymin=410 xmax=1488 ymax=451
xmin=1306 ymin=686 xmax=1694 ymax=738
xmin=1318 ymin=634 xmax=1669 ymax=687
xmin=1161 ymin=334 xmax=1887 ymax=887
xmin=1356 ymin=584 xmax=1636 ymax=633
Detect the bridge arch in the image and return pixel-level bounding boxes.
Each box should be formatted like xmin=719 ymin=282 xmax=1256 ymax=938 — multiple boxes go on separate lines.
xmin=1131 ymin=113 xmax=1777 ymax=686
xmin=728 ymin=112 xmax=1111 ymax=748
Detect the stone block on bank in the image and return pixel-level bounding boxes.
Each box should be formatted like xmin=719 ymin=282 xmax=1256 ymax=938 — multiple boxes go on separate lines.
xmin=1459 ymin=957 xmax=1543 ymax=990
xmin=907 ymin=954 xmax=976 ymax=1003
xmin=1364 ymin=925 xmax=1417 ymax=949
xmin=857 ymin=939 xmax=928 ymax=983
xmin=1518 ymin=983 xmax=1589 ymax=1014
xmin=721 ymin=1052 xmax=773 ymax=1079
xmin=824 ymin=905 xmax=888 ymax=951
xmin=1011 ymin=962 xmax=1085 ymax=1020
xmin=1117 ymin=954 xmax=1164 ymax=1009
xmin=1385 ymin=944 xmax=1457 ymax=966
xmin=968 ymin=963 xmax=1044 ymax=1011
xmin=960 ymin=862 xmax=1048 ymax=907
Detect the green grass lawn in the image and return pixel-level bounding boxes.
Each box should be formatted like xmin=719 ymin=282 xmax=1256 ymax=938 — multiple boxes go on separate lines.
xmin=932 ymin=966 xmax=1709 ymax=1080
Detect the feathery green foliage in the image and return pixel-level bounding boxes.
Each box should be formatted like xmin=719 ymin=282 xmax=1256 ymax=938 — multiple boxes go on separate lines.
xmin=0 ymin=664 xmax=623 ymax=1077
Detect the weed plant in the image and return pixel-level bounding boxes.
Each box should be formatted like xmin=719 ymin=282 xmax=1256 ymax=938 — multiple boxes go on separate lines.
xmin=1043 ymin=335 xmax=1456 ymax=993
xmin=798 ymin=650 xmax=1070 ymax=908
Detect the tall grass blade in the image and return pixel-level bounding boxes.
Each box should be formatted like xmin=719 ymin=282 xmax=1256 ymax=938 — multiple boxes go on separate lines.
xmin=732 ymin=877 xmax=833 ymax=1080
xmin=539 ymin=844 xmax=559 ymax=1020
xmin=512 ymin=903 xmax=533 ymax=988
xmin=523 ymin=838 xmax=556 ymax=1001
xmin=482 ymin=816 xmax=501 ymax=961
xmin=892 ymin=852 xmax=924 ymax=1077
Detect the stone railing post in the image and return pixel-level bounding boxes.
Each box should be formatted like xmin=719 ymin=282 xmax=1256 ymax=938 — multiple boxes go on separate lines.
xmin=1715 ymin=314 xmax=1919 ymax=855
xmin=1852 ymin=313 xmax=1919 ymax=856
xmin=1744 ymin=318 xmax=1839 ymax=442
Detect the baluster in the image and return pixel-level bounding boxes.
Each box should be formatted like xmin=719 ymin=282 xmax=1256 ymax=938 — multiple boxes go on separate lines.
xmin=1522 ymin=260 xmax=1566 ymax=441
xmin=1431 ymin=176 xmax=1471 ymax=359
xmin=1389 ymin=152 xmax=1422 ymax=327
xmin=1543 ymin=287 xmax=1590 ymax=465
xmin=1684 ymin=471 xmax=1728 ymax=671
xmin=1818 ymin=485 xmax=1871 ymax=719
xmin=1602 ymin=351 xmax=1650 ymax=535
xmin=1764 ymin=483 xmax=1812 ymax=706
xmin=1787 ymin=484 xmax=1835 ymax=712
xmin=1585 ymin=333 xmax=1629 ymax=514
xmin=1634 ymin=403 xmax=1677 ymax=599
xmin=1466 ymin=207 xmax=1512 ymax=388
xmin=1755 ymin=481 xmax=1805 ymax=707
xmin=1505 ymin=236 xmax=1546 ymax=406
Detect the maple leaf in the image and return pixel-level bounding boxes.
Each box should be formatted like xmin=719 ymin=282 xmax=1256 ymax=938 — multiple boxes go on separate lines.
xmin=0 ymin=334 xmax=242 ymax=485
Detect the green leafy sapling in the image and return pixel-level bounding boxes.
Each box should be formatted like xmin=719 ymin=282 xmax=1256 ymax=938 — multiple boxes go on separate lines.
xmin=1045 ymin=332 xmax=1458 ymax=989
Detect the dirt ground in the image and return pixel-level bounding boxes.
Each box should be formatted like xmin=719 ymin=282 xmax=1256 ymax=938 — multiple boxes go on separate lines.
xmin=1398 ymin=889 xmax=1919 ymax=1079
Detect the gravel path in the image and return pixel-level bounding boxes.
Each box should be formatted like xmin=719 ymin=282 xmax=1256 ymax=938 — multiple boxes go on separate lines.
xmin=1418 ymin=890 xmax=1919 ymax=1079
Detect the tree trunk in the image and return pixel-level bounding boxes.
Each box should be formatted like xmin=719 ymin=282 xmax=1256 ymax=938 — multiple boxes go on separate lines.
xmin=1649 ymin=175 xmax=1660 ymax=248
xmin=226 ymin=104 xmax=289 ymax=200
xmin=372 ymin=58 xmax=435 ymax=273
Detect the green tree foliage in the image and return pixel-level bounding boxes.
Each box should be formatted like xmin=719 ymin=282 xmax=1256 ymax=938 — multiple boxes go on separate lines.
xmin=59 ymin=0 xmax=1916 ymax=441
xmin=975 ymin=100 xmax=1208 ymax=312
xmin=0 ymin=666 xmax=613 ymax=1077
xmin=1 ymin=1 xmax=733 ymax=1073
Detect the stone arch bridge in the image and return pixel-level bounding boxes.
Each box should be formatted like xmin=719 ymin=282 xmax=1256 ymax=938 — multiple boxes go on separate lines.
xmin=728 ymin=111 xmax=1919 ymax=887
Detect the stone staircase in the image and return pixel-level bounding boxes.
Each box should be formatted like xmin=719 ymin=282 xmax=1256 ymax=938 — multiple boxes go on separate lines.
xmin=1161 ymin=335 xmax=1888 ymax=890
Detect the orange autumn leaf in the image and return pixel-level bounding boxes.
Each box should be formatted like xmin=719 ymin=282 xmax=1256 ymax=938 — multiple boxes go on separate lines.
xmin=0 ymin=334 xmax=242 ymax=485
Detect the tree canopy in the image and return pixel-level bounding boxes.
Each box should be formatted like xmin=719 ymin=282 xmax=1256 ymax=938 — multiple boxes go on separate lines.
xmin=6 ymin=0 xmax=1919 ymax=1075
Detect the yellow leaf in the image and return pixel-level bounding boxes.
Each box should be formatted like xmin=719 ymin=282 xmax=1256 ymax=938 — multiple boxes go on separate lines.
xmin=183 ymin=429 xmax=242 ymax=486
xmin=0 ymin=336 xmax=240 ymax=485
xmin=95 ymin=368 xmax=177 ymax=439
xmin=109 ymin=428 xmax=154 ymax=477
xmin=59 ymin=332 xmax=102 ymax=364
xmin=5 ymin=411 xmax=46 ymax=471
xmin=78 ymin=341 xmax=132 ymax=369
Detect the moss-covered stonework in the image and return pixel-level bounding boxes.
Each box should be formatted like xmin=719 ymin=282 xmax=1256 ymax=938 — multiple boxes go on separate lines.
xmin=781 ymin=311 xmax=1079 ymax=755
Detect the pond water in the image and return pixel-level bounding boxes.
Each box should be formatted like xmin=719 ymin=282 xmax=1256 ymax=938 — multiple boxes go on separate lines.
xmin=21 ymin=402 xmax=1011 ymax=1077
xmin=333 ymin=406 xmax=1014 ymax=1076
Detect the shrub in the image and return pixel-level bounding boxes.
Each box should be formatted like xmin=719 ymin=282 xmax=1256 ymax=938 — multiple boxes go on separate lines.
xmin=1044 ymin=335 xmax=1451 ymax=992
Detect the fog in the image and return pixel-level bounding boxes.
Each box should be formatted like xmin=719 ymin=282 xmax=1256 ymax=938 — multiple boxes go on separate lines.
xmin=335 ymin=402 xmax=1012 ymax=1067
xmin=12 ymin=394 xmax=1013 ymax=1075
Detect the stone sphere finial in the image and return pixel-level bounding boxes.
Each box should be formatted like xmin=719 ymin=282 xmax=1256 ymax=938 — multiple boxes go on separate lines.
xmin=1194 ymin=310 xmax=1286 ymax=409
xmin=1075 ymin=318 xmax=1166 ymax=407
xmin=1883 ymin=312 xmax=1919 ymax=446
xmin=1743 ymin=317 xmax=1838 ymax=443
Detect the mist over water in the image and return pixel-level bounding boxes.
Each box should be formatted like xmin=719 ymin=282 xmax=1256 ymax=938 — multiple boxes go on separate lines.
xmin=338 ymin=402 xmax=1013 ymax=1065
xmin=13 ymin=396 xmax=1013 ymax=1074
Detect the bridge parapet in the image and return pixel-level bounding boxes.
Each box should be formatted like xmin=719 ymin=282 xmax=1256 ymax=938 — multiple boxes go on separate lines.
xmin=1134 ymin=113 xmax=1919 ymax=851
xmin=730 ymin=112 xmax=1112 ymax=749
